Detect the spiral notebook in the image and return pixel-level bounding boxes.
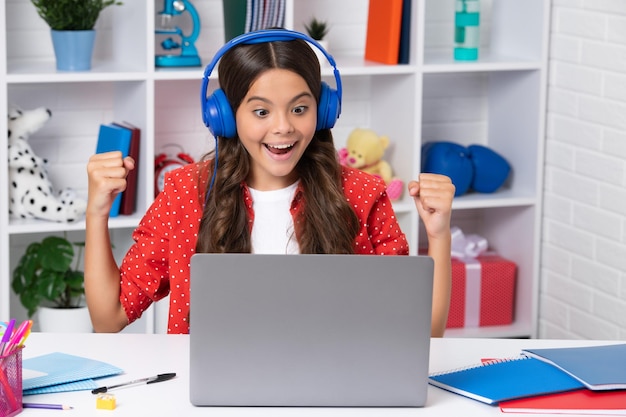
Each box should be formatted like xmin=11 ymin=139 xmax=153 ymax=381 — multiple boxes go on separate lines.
xmin=428 ymin=356 xmax=585 ymax=405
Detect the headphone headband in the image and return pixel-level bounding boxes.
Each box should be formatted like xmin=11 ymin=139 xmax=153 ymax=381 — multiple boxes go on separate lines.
xmin=200 ymin=28 xmax=342 ymax=137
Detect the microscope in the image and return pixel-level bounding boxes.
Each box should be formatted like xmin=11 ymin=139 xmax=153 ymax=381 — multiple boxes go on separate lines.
xmin=155 ymin=0 xmax=202 ymax=67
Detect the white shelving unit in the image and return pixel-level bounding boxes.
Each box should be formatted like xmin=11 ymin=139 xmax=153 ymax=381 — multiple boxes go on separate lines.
xmin=1 ymin=0 xmax=550 ymax=338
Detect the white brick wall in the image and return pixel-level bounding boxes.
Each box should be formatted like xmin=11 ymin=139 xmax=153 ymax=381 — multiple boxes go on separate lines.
xmin=541 ymin=0 xmax=626 ymax=339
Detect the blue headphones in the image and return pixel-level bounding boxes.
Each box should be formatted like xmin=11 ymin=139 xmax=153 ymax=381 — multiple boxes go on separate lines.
xmin=200 ymin=29 xmax=343 ymax=138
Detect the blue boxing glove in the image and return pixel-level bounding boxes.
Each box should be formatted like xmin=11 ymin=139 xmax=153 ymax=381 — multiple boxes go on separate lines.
xmin=421 ymin=141 xmax=473 ymax=196
xmin=467 ymin=144 xmax=511 ymax=193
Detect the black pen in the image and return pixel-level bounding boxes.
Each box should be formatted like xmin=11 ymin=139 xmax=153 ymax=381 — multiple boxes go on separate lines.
xmin=91 ymin=373 xmax=176 ymax=394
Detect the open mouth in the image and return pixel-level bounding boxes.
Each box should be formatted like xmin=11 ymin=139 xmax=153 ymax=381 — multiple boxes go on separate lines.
xmin=265 ymin=143 xmax=295 ymax=155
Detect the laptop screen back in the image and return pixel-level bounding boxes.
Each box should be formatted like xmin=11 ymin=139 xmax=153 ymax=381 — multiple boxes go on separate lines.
xmin=189 ymin=253 xmax=434 ymax=407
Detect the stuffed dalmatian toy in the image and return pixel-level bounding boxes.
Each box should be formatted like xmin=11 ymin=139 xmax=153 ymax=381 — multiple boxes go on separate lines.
xmin=8 ymin=106 xmax=87 ymax=222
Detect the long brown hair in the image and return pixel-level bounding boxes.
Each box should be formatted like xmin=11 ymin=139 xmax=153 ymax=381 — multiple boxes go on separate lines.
xmin=195 ymin=38 xmax=359 ymax=254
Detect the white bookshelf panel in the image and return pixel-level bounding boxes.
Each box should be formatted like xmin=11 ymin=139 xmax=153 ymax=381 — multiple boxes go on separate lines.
xmin=1 ymin=0 xmax=548 ymax=336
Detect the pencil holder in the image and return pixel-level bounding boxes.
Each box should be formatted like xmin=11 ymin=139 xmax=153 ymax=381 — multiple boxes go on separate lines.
xmin=0 ymin=348 xmax=23 ymax=417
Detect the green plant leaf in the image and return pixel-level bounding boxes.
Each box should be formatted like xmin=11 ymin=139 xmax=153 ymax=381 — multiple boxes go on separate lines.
xmin=38 ymin=269 xmax=65 ymax=301
xmin=40 ymin=236 xmax=74 ymax=272
xmin=12 ymin=235 xmax=86 ymax=317
xmin=19 ymin=292 xmax=41 ymax=318
xmin=304 ymin=17 xmax=329 ymax=40
xmin=30 ymin=0 xmax=123 ymax=30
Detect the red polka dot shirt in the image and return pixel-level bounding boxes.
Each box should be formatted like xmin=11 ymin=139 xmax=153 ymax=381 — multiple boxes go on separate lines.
xmin=119 ymin=161 xmax=409 ymax=334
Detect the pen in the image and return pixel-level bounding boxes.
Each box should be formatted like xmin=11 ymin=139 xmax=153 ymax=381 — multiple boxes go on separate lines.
xmin=0 ymin=319 xmax=15 ymax=355
xmin=23 ymin=403 xmax=73 ymax=410
xmin=91 ymin=372 xmax=176 ymax=394
xmin=5 ymin=319 xmax=32 ymax=355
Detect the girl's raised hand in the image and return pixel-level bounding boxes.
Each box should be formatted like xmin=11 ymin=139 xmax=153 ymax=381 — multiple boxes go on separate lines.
xmin=86 ymin=151 xmax=135 ymax=218
xmin=407 ymin=173 xmax=455 ymax=240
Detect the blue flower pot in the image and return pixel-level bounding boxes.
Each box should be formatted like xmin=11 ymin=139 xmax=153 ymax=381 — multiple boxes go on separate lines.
xmin=51 ymin=30 xmax=96 ymax=71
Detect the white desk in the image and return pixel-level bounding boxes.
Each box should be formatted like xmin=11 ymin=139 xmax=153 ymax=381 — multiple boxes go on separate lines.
xmin=19 ymin=333 xmax=615 ymax=416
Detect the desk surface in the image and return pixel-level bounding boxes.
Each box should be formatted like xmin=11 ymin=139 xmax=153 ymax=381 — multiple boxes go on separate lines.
xmin=19 ymin=333 xmax=616 ymax=416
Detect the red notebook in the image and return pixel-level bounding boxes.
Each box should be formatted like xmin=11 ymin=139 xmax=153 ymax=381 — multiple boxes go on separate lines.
xmin=364 ymin=0 xmax=403 ymax=64
xmin=500 ymin=389 xmax=626 ymax=415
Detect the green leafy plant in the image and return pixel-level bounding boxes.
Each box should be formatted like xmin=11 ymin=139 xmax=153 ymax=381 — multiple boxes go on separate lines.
xmin=12 ymin=235 xmax=85 ymax=318
xmin=30 ymin=0 xmax=123 ymax=31
xmin=304 ymin=17 xmax=329 ymax=41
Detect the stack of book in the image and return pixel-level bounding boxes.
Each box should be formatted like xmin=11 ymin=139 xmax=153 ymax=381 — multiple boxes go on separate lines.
xmin=364 ymin=0 xmax=412 ymax=65
xmin=223 ymin=0 xmax=286 ymax=41
xmin=429 ymin=343 xmax=626 ymax=414
xmin=95 ymin=122 xmax=141 ymax=217
xmin=22 ymin=352 xmax=122 ymax=395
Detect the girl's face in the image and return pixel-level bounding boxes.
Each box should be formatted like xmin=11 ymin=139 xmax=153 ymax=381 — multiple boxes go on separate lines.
xmin=235 ymin=68 xmax=317 ymax=190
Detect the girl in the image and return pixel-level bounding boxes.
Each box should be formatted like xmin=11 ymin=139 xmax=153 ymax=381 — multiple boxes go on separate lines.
xmin=85 ymin=30 xmax=455 ymax=337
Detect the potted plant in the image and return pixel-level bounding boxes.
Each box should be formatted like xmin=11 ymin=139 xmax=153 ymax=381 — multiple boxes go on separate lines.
xmin=304 ymin=17 xmax=329 ymax=41
xmin=303 ymin=17 xmax=330 ymax=66
xmin=30 ymin=0 xmax=123 ymax=71
xmin=12 ymin=234 xmax=92 ymax=332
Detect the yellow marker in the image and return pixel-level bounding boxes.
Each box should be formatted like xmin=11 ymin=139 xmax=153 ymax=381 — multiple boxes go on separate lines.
xmin=96 ymin=393 xmax=116 ymax=410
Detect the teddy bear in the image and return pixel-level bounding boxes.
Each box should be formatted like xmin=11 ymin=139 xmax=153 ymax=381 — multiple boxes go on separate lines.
xmin=339 ymin=127 xmax=404 ymax=200
xmin=8 ymin=106 xmax=87 ymax=222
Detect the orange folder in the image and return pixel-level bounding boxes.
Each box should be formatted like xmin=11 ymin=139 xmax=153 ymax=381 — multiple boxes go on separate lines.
xmin=364 ymin=0 xmax=404 ymax=65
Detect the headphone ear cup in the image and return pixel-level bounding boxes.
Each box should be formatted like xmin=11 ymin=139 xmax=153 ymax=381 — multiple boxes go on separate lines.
xmin=317 ymin=81 xmax=340 ymax=131
xmin=204 ymin=89 xmax=237 ymax=138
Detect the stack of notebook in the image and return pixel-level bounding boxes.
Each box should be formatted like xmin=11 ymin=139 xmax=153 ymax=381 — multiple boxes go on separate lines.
xmin=223 ymin=0 xmax=286 ymax=41
xmin=22 ymin=352 xmax=123 ymax=395
xmin=429 ymin=343 xmax=626 ymax=414
xmin=95 ymin=121 xmax=141 ymax=217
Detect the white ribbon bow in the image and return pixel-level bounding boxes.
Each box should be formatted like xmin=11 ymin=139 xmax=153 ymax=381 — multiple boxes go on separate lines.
xmin=451 ymin=226 xmax=488 ymax=259
xmin=450 ymin=226 xmax=488 ymax=327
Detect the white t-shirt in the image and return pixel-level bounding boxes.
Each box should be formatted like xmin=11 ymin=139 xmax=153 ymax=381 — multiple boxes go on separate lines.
xmin=249 ymin=181 xmax=300 ymax=254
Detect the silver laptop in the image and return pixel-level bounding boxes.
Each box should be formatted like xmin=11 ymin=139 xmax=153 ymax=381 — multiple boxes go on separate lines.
xmin=189 ymin=254 xmax=434 ymax=407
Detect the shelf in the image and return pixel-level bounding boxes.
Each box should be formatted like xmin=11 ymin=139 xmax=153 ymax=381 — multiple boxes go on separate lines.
xmin=1 ymin=0 xmax=549 ymax=338
xmin=7 ymin=59 xmax=148 ymax=83
xmin=7 ymin=214 xmax=142 ymax=235
xmin=444 ymin=322 xmax=534 ymax=339
xmin=152 ymin=54 xmax=418 ymax=81
xmin=423 ymin=50 xmax=543 ymax=73
xmin=452 ymin=189 xmax=538 ymax=210
xmin=394 ymin=189 xmax=537 ymax=214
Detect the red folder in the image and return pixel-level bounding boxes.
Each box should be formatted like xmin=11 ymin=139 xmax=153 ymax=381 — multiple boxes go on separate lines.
xmin=500 ymin=389 xmax=626 ymax=414
xmin=364 ymin=0 xmax=403 ymax=64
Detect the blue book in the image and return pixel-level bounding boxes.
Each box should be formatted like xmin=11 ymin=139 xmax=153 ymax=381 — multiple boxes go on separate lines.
xmin=522 ymin=344 xmax=626 ymax=391
xmin=429 ymin=356 xmax=585 ymax=405
xmin=397 ymin=0 xmax=411 ymax=64
xmin=95 ymin=123 xmax=132 ymax=217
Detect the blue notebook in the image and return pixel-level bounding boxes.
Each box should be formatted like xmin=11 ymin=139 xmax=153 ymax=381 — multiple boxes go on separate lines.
xmin=429 ymin=356 xmax=585 ymax=405
xmin=95 ymin=123 xmax=132 ymax=217
xmin=22 ymin=352 xmax=123 ymax=395
xmin=522 ymin=344 xmax=626 ymax=390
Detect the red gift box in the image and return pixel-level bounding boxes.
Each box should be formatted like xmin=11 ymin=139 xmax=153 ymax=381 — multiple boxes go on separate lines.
xmin=447 ymin=253 xmax=516 ymax=328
